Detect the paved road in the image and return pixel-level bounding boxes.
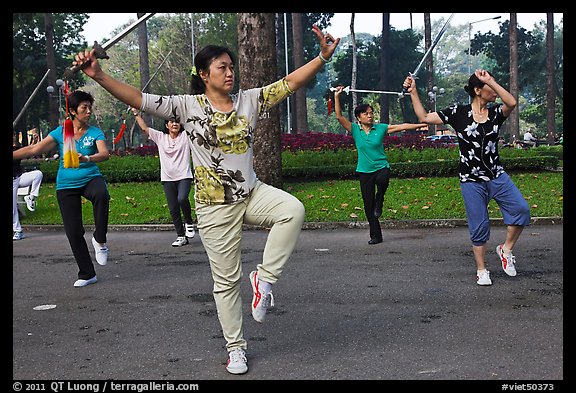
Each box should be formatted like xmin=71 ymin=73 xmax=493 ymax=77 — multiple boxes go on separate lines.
xmin=13 ymin=223 xmax=563 ymax=383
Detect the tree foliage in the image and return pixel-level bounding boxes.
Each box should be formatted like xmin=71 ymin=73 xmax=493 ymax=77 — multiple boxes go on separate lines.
xmin=13 ymin=13 xmax=563 ymax=141
xmin=13 ymin=13 xmax=89 ymax=132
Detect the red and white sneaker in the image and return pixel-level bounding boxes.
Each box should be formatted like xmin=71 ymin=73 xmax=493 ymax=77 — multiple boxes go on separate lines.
xmin=496 ymin=244 xmax=517 ymax=276
xmin=249 ymin=270 xmax=274 ymax=323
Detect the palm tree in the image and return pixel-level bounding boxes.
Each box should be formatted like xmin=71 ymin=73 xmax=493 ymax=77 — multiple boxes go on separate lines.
xmin=546 ymin=13 xmax=556 ymax=145
xmin=350 ymin=13 xmax=358 ymax=109
xmin=508 ymin=13 xmax=520 ymax=141
xmin=291 ymin=13 xmax=308 ymax=133
xmin=44 ymin=13 xmax=59 ymax=130
xmin=424 ymin=13 xmax=435 ymax=134
xmin=379 ymin=13 xmax=390 ymax=124
xmin=135 ymin=12 xmax=151 ymax=147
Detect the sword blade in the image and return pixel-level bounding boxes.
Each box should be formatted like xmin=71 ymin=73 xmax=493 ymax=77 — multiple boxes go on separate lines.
xmin=348 ymin=88 xmax=408 ymax=96
xmin=410 ymin=13 xmax=454 ymax=78
xmin=64 ymin=13 xmax=155 ymax=79
xmin=99 ymin=13 xmax=155 ymax=51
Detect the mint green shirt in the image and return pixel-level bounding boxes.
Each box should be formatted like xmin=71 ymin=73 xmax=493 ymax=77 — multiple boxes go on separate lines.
xmin=351 ymin=123 xmax=390 ymax=173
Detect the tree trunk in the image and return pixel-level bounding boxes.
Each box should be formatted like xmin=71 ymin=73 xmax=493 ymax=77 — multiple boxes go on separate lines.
xmin=424 ymin=13 xmax=435 ymax=134
xmin=508 ymin=13 xmax=520 ymax=141
xmin=350 ymin=13 xmax=358 ymax=109
xmin=291 ymin=13 xmax=308 ymax=133
xmin=135 ymin=12 xmax=151 ymax=147
xmin=546 ymin=13 xmax=556 ymax=145
xmin=238 ymin=13 xmax=283 ymax=188
xmin=379 ymin=13 xmax=390 ymax=124
xmin=44 ymin=13 xmax=58 ymax=131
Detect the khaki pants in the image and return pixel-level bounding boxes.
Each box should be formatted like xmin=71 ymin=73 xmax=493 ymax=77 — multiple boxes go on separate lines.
xmin=196 ymin=181 xmax=305 ymax=351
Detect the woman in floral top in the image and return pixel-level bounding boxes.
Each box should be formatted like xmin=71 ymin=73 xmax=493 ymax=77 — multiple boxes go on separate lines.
xmin=73 ymin=24 xmax=339 ymax=374
xmin=403 ymin=70 xmax=530 ymax=287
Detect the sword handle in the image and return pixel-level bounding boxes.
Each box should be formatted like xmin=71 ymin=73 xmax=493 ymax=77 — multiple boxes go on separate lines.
xmin=63 ymin=41 xmax=110 ymax=79
xmin=401 ymin=73 xmax=418 ymax=95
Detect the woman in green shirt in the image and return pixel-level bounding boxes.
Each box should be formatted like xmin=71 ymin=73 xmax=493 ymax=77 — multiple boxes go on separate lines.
xmin=334 ymin=85 xmax=426 ymax=244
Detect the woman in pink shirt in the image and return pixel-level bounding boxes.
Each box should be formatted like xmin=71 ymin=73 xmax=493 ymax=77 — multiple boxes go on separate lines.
xmin=132 ymin=108 xmax=195 ymax=247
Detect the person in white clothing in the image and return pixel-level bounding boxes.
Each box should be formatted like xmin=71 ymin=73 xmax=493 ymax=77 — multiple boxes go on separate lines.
xmin=523 ymin=130 xmax=537 ymax=147
xmin=13 ymin=130 xmax=44 ymax=240
xmin=132 ymin=108 xmax=195 ymax=246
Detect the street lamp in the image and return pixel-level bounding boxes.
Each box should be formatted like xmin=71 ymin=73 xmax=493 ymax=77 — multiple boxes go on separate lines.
xmin=468 ymin=16 xmax=501 ymax=103
xmin=46 ymin=78 xmax=65 ymax=122
xmin=427 ymin=86 xmax=445 ymax=134
xmin=427 ymin=86 xmax=445 ymax=112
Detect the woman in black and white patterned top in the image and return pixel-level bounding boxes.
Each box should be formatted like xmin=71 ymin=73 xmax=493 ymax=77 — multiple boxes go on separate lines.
xmin=403 ymin=70 xmax=530 ymax=287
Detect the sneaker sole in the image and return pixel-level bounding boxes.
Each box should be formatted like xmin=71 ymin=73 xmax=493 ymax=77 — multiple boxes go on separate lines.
xmin=74 ymin=277 xmax=98 ymax=287
xmin=172 ymin=241 xmax=189 ymax=247
xmin=226 ymin=365 xmax=248 ymax=374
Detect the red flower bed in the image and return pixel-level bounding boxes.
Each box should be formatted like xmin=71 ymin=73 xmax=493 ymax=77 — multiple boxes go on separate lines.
xmin=113 ymin=132 xmax=439 ymax=156
xmin=282 ymin=132 xmax=435 ymax=152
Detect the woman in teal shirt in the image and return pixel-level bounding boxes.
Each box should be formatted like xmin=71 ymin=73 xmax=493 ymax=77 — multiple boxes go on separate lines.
xmin=334 ymin=85 xmax=426 ymax=244
xmin=13 ymin=90 xmax=110 ymax=287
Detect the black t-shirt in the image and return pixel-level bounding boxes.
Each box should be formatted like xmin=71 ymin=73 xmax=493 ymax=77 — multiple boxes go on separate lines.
xmin=438 ymin=103 xmax=507 ymax=183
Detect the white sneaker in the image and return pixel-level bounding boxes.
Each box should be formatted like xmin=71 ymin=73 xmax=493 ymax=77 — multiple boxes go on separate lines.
xmin=496 ymin=244 xmax=517 ymax=276
xmin=249 ymin=271 xmax=274 ymax=323
xmin=172 ymin=236 xmax=189 ymax=247
xmin=13 ymin=231 xmax=25 ymax=241
xmin=24 ymin=195 xmax=36 ymax=212
xmin=74 ymin=276 xmax=98 ymax=287
xmin=476 ymin=270 xmax=492 ymax=286
xmin=185 ymin=223 xmax=196 ymax=238
xmin=91 ymin=237 xmax=108 ymax=266
xmin=226 ymin=348 xmax=248 ymax=374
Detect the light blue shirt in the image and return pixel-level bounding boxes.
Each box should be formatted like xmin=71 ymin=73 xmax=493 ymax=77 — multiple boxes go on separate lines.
xmin=49 ymin=125 xmax=106 ymax=190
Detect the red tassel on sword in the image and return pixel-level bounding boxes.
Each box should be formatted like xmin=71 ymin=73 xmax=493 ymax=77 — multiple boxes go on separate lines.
xmin=62 ymin=81 xmax=79 ymax=168
xmin=114 ymin=122 xmax=126 ymax=145
xmin=327 ymin=97 xmax=332 ymax=115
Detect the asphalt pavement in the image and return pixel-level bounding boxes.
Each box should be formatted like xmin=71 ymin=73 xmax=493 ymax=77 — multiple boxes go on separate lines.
xmin=12 ymin=221 xmax=563 ymax=384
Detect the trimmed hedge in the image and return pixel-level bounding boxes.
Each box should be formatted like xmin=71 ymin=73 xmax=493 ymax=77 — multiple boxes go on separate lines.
xmin=31 ymin=149 xmax=560 ymax=183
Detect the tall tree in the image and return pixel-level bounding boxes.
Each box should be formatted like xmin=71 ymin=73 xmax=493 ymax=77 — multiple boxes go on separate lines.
xmin=291 ymin=13 xmax=308 ymax=133
xmin=238 ymin=13 xmax=283 ymax=188
xmin=546 ymin=13 xmax=556 ymax=144
xmin=379 ymin=13 xmax=390 ymax=124
xmin=44 ymin=13 xmax=59 ymax=130
xmin=13 ymin=13 xmax=88 ymax=133
xmin=424 ymin=13 xmax=435 ymax=133
xmin=350 ymin=13 xmax=358 ymax=109
xmin=508 ymin=13 xmax=520 ymax=141
xmin=135 ymin=12 xmax=152 ymax=147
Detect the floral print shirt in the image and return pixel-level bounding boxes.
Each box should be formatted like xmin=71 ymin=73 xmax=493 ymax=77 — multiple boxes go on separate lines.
xmin=141 ymin=78 xmax=293 ymax=204
xmin=437 ymin=103 xmax=507 ymax=183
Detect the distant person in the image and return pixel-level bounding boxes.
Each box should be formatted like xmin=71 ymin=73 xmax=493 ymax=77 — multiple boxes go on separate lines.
xmin=131 ymin=107 xmax=196 ymax=246
xmin=523 ymin=130 xmax=537 ymax=147
xmin=13 ymin=90 xmax=111 ymax=288
xmin=333 ymin=85 xmax=427 ymax=244
xmin=403 ymin=69 xmax=531 ymax=286
xmin=13 ymin=129 xmax=44 ymax=240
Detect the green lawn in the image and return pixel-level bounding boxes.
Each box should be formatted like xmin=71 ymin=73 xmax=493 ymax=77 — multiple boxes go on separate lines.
xmin=20 ymin=172 xmax=563 ymax=225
